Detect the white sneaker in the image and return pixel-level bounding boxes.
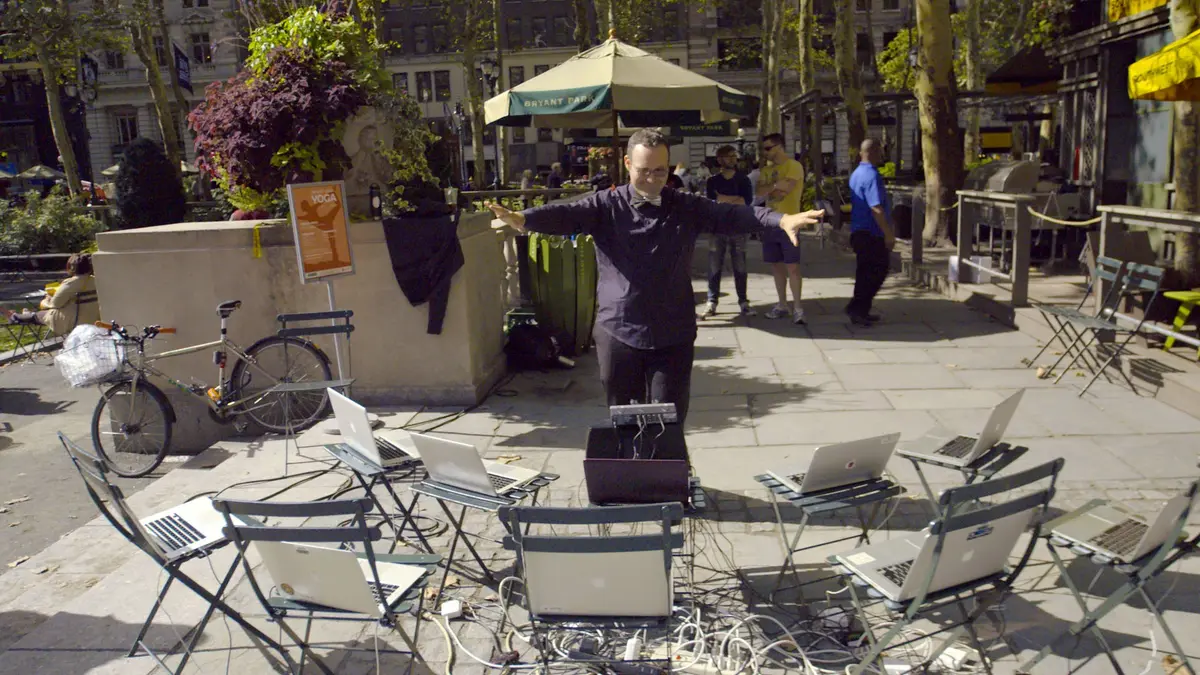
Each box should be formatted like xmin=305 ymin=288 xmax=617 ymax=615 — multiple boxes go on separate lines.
xmin=739 ymin=301 xmax=756 ymax=316
xmin=792 ymin=308 xmax=807 ymax=325
xmin=700 ymin=301 xmax=717 ymax=319
xmin=765 ymin=305 xmax=789 ymax=319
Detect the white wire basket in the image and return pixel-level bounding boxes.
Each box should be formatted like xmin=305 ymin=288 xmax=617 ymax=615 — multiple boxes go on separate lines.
xmin=55 ymin=325 xmax=129 ymax=388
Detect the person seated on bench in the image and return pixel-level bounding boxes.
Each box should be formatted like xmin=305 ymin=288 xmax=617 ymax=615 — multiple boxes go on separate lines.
xmin=2 ymin=254 xmax=99 ymax=335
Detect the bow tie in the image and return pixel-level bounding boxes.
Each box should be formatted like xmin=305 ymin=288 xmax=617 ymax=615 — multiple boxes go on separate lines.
xmin=630 ymin=194 xmax=662 ymax=208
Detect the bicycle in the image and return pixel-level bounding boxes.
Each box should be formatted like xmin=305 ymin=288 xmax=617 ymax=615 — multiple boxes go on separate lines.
xmin=91 ymin=300 xmax=335 ymax=477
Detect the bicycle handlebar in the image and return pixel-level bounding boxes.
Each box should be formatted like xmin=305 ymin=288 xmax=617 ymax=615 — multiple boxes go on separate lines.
xmin=95 ymin=321 xmax=174 ymax=341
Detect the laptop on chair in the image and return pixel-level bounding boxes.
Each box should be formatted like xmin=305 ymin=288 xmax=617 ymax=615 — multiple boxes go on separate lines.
xmin=410 ymin=432 xmax=541 ymax=498
xmin=898 ymin=390 xmax=1024 ymax=468
xmin=831 ymin=504 xmax=1036 ymax=602
xmin=327 ymin=389 xmax=416 ymax=469
xmin=137 ymin=497 xmax=235 ymax=563
xmin=1051 ymin=492 xmax=1192 ymax=563
xmin=524 ymin=546 xmax=673 ymax=618
xmin=765 ymin=433 xmax=900 ymax=495
xmin=254 ymin=540 xmax=426 ymax=617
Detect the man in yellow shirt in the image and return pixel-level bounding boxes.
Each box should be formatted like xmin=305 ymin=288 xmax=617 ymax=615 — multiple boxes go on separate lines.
xmin=755 ymin=133 xmax=807 ymax=324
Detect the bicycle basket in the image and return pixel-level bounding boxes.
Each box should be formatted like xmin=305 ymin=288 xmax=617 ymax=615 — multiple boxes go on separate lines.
xmin=55 ymin=324 xmax=128 ymax=388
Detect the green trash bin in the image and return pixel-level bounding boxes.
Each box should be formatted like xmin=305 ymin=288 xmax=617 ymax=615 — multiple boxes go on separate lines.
xmin=527 ymin=233 xmax=598 ymax=356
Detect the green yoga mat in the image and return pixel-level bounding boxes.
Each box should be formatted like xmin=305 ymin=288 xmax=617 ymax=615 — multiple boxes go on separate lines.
xmin=527 ymin=233 xmax=598 ymax=355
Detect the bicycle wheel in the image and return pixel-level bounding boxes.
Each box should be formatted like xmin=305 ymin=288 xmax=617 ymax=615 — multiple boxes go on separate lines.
xmin=231 ymin=336 xmax=333 ymax=433
xmin=91 ymin=379 xmax=173 ymax=478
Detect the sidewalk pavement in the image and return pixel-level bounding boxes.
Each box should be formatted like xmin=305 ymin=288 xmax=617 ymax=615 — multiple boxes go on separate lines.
xmin=1 ymin=236 xmax=1198 ymax=674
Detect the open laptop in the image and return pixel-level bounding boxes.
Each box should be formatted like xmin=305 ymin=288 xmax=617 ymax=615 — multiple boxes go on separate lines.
xmin=524 ymin=547 xmax=673 ymax=617
xmin=138 ymin=497 xmax=233 ymax=563
xmin=765 ymin=433 xmax=900 ymax=495
xmin=254 ymin=540 xmax=426 ymax=617
xmin=410 ymin=432 xmax=541 ymax=497
xmin=1052 ymin=493 xmax=1192 ymax=563
xmin=899 ymin=390 xmax=1025 ymax=468
xmin=328 ymin=389 xmax=416 ymax=469
xmin=832 ymin=504 xmax=1036 ymax=602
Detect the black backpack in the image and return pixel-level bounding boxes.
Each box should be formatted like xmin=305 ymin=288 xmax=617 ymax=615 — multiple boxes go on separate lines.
xmin=505 ymin=323 xmax=567 ymax=371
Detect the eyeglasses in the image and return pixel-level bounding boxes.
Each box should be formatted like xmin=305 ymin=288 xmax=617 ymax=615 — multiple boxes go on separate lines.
xmin=632 ymin=167 xmax=670 ymax=179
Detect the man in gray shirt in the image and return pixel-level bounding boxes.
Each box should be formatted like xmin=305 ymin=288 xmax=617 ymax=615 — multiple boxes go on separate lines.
xmin=489 ymin=129 xmax=823 ymax=422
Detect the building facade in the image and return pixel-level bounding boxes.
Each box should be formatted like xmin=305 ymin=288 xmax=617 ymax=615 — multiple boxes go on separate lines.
xmin=83 ymin=0 xmax=241 ymax=180
xmin=0 ymin=58 xmax=92 ymax=184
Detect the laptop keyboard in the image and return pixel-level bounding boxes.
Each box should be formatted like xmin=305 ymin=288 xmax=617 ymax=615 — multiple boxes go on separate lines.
xmin=376 ymin=438 xmax=408 ymax=461
xmin=368 ymin=582 xmax=400 ymax=603
xmin=879 ymin=560 xmax=913 ymax=587
xmin=489 ymin=474 xmax=517 ymax=491
xmin=145 ymin=514 xmax=205 ymax=551
xmin=1088 ymin=519 xmax=1149 ymax=557
xmin=937 ymin=436 xmax=977 ymax=458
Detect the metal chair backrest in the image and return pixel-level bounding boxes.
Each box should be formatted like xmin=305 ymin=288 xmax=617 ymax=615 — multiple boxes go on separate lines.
xmin=1109 ymin=262 xmax=1167 ymax=329
xmin=211 ymin=497 xmax=392 ymax=621
xmin=1084 ymin=256 xmax=1127 ymax=315
xmin=903 ymin=458 xmax=1065 ymax=613
xmin=58 ymin=432 xmax=165 ymax=563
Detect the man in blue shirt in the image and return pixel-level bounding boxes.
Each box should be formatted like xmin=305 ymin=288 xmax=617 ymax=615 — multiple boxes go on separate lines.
xmin=701 ymin=145 xmax=756 ymax=318
xmin=846 ymin=138 xmax=895 ymax=326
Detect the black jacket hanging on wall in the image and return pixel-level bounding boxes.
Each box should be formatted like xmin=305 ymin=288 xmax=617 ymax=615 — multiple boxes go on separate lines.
xmin=381 ymin=213 xmax=464 ymax=335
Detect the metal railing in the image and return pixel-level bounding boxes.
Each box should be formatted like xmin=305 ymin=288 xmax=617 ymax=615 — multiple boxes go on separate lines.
xmin=955 ymin=190 xmax=1033 ymax=307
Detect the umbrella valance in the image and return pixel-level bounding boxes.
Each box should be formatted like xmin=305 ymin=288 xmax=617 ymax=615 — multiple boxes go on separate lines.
xmin=1129 ymin=28 xmax=1200 ymax=101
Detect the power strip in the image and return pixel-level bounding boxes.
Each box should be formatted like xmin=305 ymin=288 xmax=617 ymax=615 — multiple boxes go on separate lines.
xmin=934 ymin=645 xmax=979 ymax=672
xmin=649 ymin=645 xmax=723 ymax=675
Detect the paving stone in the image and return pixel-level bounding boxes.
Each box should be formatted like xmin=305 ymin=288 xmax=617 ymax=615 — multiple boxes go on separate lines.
xmin=831 ymin=363 xmax=966 ymax=390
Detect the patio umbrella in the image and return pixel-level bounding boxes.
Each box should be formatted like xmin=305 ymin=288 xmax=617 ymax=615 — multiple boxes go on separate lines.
xmin=17 ymin=165 xmax=66 ymax=180
xmin=484 ymin=33 xmax=758 ymax=172
xmin=0 ymin=168 xmax=13 ymax=180
xmin=100 ymin=161 xmax=200 ymax=177
xmin=1129 ymin=28 xmax=1200 ymax=101
xmin=100 ymin=163 xmax=121 ymax=178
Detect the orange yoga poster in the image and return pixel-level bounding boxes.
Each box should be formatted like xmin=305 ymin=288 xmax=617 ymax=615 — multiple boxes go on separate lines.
xmin=286 ymin=181 xmax=355 ymax=282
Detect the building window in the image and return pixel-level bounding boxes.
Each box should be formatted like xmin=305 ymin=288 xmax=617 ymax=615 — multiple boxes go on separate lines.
xmin=182 ymin=0 xmax=209 ymax=6
xmin=432 ymin=23 xmax=448 ymax=53
xmin=883 ymin=31 xmax=898 ymax=49
xmin=532 ymin=17 xmax=548 ymax=48
xmin=114 ymin=111 xmax=139 ymax=145
xmin=668 ymin=58 xmax=681 ymax=66
xmin=190 ymin=33 xmax=212 ymax=63
xmin=104 ymin=51 xmax=125 ymax=70
xmin=855 ymin=32 xmax=872 ymax=68
xmin=513 ymin=127 xmax=526 ymax=143
xmin=538 ymin=128 xmax=553 ymax=142
xmin=534 ymin=64 xmax=549 ymax=76
xmin=506 ymin=18 xmax=523 ymax=49
xmin=856 ymin=0 xmax=868 ymax=10
xmin=509 ymin=65 xmax=525 ymax=87
xmin=553 ymin=16 xmax=570 ymax=46
xmin=153 ymin=37 xmax=167 ymax=66
xmin=416 ymin=71 xmax=433 ymax=102
xmin=882 ymin=0 xmax=899 ymax=8
xmin=661 ymin=9 xmax=680 ymax=41
xmin=388 ymin=27 xmax=405 ymax=50
xmin=414 ymin=25 xmax=430 ymax=54
xmin=434 ymin=70 xmax=451 ymax=101
xmin=393 ymin=72 xmax=409 ymax=94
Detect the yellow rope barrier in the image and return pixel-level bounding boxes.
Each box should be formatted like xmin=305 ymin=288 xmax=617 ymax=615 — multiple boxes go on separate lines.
xmin=1026 ymin=206 xmax=1102 ymax=227
xmin=939 ymin=201 xmax=959 ymax=212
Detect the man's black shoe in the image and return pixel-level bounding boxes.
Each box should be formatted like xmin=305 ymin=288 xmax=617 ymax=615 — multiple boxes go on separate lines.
xmin=848 ymin=313 xmax=873 ymax=327
xmin=864 ymin=312 xmax=881 ymax=322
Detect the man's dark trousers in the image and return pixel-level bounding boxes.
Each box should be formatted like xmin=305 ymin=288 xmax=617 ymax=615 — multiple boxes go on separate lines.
xmin=593 ymin=328 xmax=694 ymax=423
xmin=847 ymin=231 xmax=889 ymax=316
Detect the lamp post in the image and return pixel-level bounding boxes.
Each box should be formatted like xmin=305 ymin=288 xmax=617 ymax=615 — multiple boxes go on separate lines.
xmin=479 ymin=57 xmax=500 ymax=189
xmin=452 ymin=102 xmax=468 ymax=187
xmin=736 ymin=127 xmax=746 ymax=160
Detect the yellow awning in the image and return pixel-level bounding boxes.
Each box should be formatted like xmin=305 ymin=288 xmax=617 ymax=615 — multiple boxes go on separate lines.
xmin=1129 ymin=28 xmax=1200 ymax=101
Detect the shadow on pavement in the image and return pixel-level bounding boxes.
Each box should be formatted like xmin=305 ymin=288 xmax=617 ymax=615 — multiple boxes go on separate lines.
xmin=0 ymin=388 xmax=74 ymax=416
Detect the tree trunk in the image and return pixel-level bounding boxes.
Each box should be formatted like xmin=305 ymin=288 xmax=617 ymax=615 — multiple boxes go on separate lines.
xmin=1172 ymin=0 xmax=1200 ymax=284
xmin=493 ymin=0 xmax=508 ymax=187
xmin=35 ymin=47 xmax=83 ymax=197
xmin=834 ymin=0 xmax=867 ymax=160
xmin=863 ymin=0 xmax=878 ymax=80
xmin=963 ymin=0 xmax=982 ymax=163
xmin=574 ymin=0 xmax=592 ymax=51
xmin=758 ymin=0 xmax=776 ymax=135
xmin=462 ymin=7 xmax=488 ymax=189
xmin=129 ymin=20 xmax=182 ymax=182
xmin=798 ymin=0 xmax=815 ymax=94
xmin=594 ymin=0 xmax=611 ymax=38
xmin=1008 ymin=0 xmax=1032 ymax=58
xmin=156 ymin=2 xmax=190 ymax=114
xmin=915 ymin=0 xmax=961 ymax=244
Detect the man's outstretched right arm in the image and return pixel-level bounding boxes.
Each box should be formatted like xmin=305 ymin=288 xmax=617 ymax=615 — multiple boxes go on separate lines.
xmin=489 ymin=191 xmax=605 ymax=236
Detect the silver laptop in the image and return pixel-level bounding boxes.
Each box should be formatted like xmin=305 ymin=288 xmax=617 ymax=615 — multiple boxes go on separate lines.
xmin=832 ymin=505 xmax=1035 ymax=602
xmin=1052 ymin=493 xmax=1192 ymax=563
xmin=766 ymin=433 xmax=900 ymax=495
xmin=899 ymin=390 xmax=1024 ymax=467
xmin=524 ymin=547 xmax=673 ymax=617
xmin=411 ymin=432 xmax=541 ymax=497
xmin=138 ymin=497 xmax=231 ymax=562
xmin=328 ymin=389 xmax=416 ymax=469
xmin=254 ymin=540 xmax=426 ymax=617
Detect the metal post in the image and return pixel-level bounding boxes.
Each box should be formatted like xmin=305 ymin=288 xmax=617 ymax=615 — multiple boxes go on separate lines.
xmin=325 ymin=280 xmax=347 ymax=382
xmin=1097 ymin=210 xmax=1118 ymax=314
xmin=1011 ymin=200 xmax=1031 ymax=307
xmin=956 ymin=193 xmax=972 ymax=279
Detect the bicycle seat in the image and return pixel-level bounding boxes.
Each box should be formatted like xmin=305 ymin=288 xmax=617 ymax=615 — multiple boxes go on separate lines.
xmin=216 ymin=300 xmax=242 ymax=318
